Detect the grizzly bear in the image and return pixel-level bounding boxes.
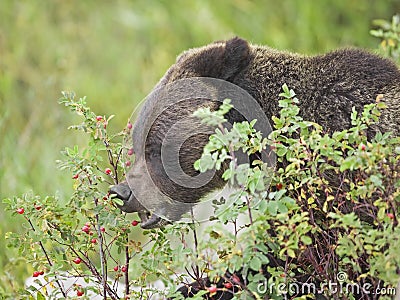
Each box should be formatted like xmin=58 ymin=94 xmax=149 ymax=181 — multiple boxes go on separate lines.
xmin=110 ymin=37 xmax=400 ymax=229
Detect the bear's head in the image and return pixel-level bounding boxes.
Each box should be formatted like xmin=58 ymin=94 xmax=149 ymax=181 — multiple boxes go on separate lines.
xmin=110 ymin=38 xmax=272 ymax=229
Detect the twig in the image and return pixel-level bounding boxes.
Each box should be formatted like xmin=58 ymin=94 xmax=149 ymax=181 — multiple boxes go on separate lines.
xmin=26 ymin=218 xmax=67 ymax=297
xmin=190 ymin=207 xmax=200 ymax=279
xmin=124 ymin=234 xmax=130 ymax=296
xmin=94 ymin=197 xmax=108 ymax=299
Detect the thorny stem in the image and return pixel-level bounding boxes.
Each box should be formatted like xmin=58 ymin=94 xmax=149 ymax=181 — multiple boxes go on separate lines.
xmin=190 ymin=207 xmax=201 ymax=279
xmin=83 ymin=168 xmax=111 ymax=299
xmin=84 ymin=162 xmax=119 ymax=299
xmin=26 ymin=218 xmax=67 ymax=298
xmin=125 ymin=235 xmax=130 ymax=296
xmin=94 ymin=197 xmax=108 ymax=300
xmin=104 ymin=136 xmax=130 ymax=295
xmin=69 ymin=247 xmax=119 ymax=299
xmin=246 ymin=196 xmax=254 ymax=225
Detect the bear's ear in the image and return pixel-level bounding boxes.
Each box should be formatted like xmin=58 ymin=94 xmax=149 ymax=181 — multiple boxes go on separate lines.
xmin=222 ymin=37 xmax=251 ymax=80
xmin=172 ymin=37 xmax=250 ymax=81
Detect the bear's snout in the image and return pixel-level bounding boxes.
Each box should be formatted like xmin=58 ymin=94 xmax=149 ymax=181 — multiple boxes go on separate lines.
xmin=109 ymin=182 xmax=170 ymax=229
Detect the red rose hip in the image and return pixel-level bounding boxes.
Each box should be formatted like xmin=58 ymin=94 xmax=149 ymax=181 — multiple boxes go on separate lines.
xmin=32 ymin=271 xmax=41 ymax=277
xmin=82 ymin=225 xmax=90 ymax=234
xmin=224 ymin=282 xmax=233 ymax=289
xmin=73 ymin=258 xmax=82 ymax=264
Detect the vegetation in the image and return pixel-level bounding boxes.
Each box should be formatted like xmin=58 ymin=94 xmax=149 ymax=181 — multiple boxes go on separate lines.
xmin=3 ymin=92 xmax=142 ymax=298
xmin=4 ymin=84 xmax=400 ymax=299
xmin=1 ymin=1 xmax=400 ymax=299
xmin=189 ymin=87 xmax=400 ymax=299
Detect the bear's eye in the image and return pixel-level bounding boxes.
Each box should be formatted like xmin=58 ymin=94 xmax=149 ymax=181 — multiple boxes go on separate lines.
xmin=148 ymin=150 xmax=160 ymax=159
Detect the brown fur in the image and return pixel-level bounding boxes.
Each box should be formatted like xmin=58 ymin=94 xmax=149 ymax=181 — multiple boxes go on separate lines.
xmin=111 ymin=37 xmax=400 ymax=228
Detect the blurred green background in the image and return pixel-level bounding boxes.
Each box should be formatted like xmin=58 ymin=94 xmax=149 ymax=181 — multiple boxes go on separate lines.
xmin=1 ymin=0 xmax=399 ymax=293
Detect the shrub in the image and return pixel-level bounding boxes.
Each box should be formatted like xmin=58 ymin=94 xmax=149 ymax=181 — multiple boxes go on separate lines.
xmin=3 ymin=92 xmax=142 ymax=299
xmin=3 ymin=85 xmax=399 ymax=299
xmin=370 ymin=14 xmax=400 ymax=64
xmin=186 ymin=85 xmax=400 ymax=299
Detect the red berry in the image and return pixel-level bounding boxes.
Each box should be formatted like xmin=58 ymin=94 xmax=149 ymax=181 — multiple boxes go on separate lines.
xmin=121 ymin=265 xmax=127 ymax=273
xmin=16 ymin=208 xmax=25 ymax=214
xmin=207 ymin=286 xmax=217 ymax=294
xmin=387 ymin=213 xmax=395 ymax=219
xmin=224 ymin=282 xmax=233 ymax=289
xmin=100 ymin=226 xmax=106 ymax=232
xmin=77 ymin=290 xmax=84 ymax=297
xmin=125 ymin=161 xmax=131 ymax=167
xmin=231 ymin=274 xmax=241 ymax=284
xmin=72 ymin=174 xmax=79 ymax=179
xmin=113 ymin=265 xmax=119 ymax=271
xmin=89 ymin=231 xmax=94 ymax=235
xmin=32 ymin=271 xmax=40 ymax=277
xmin=361 ymin=144 xmax=366 ymax=151
xmin=96 ymin=116 xmax=103 ymax=121
xmin=127 ymin=122 xmax=132 ymax=129
xmin=82 ymin=225 xmax=90 ymax=234
xmin=39 ymin=271 xmax=44 ymax=275
xmin=91 ymin=238 xmax=97 ymax=244
xmin=105 ymin=168 xmax=112 ymax=175
xmin=127 ymin=148 xmax=134 ymax=156
xmin=276 ymin=183 xmax=283 ymax=190
xmin=103 ymin=195 xmax=108 ymax=200
xmin=131 ymin=220 xmax=139 ymax=227
xmin=34 ymin=205 xmax=42 ymax=210
xmin=73 ymin=258 xmax=82 ymax=264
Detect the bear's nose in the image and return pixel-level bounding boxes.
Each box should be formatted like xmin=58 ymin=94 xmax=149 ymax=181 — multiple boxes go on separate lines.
xmin=109 ymin=182 xmax=132 ymax=200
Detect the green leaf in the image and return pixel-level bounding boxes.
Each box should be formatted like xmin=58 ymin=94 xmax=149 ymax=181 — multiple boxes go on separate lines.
xmin=267 ymin=201 xmax=278 ymax=216
xmin=36 ymin=291 xmax=46 ymax=300
xmin=198 ymin=153 xmax=215 ymax=172
xmin=301 ymin=235 xmax=312 ymax=245
xmin=112 ymin=197 xmax=124 ymax=207
xmin=369 ymin=174 xmax=383 ymax=188
xmin=276 ymin=147 xmax=287 ymax=157
xmin=286 ymin=248 xmax=296 ymax=258
xmin=249 ymin=256 xmax=262 ymax=271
